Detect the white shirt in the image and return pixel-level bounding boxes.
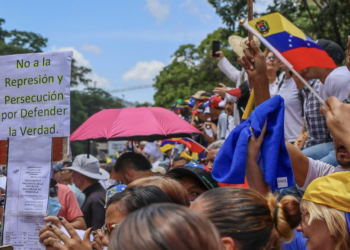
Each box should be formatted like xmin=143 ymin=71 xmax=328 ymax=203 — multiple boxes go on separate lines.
xmin=269 ymin=83 xmax=279 ymax=97
xmin=269 ymin=73 xmax=284 ymax=97
xmin=0 ymin=176 xmax=6 ymax=190
xmin=226 ymin=115 xmax=236 ymax=139
xmin=319 ymin=66 xmax=350 ymax=101
xmin=278 ymin=78 xmax=303 ymax=142
xmin=217 ymin=57 xmax=248 ymax=126
xmin=217 ymin=112 xmax=227 ymax=140
xmin=298 ymin=158 xmax=348 ymax=191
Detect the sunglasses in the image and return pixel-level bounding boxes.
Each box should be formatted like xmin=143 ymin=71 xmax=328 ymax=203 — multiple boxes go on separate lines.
xmin=266 ymin=56 xmax=277 ymax=61
xmin=102 ymin=223 xmax=118 ymax=235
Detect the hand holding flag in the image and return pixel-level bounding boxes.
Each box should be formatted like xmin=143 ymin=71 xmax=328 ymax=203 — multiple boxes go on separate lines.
xmin=239 ymin=12 xmax=333 ymax=105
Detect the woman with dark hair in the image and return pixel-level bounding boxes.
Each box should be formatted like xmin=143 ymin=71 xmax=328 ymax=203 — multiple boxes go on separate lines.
xmin=127 ymin=176 xmax=190 ymax=206
xmin=40 ymin=185 xmax=172 ymax=250
xmin=109 ymin=203 xmax=224 ymax=250
xmin=191 ymin=187 xmax=301 ymax=250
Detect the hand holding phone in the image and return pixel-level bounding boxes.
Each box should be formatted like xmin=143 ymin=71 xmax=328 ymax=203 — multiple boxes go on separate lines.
xmin=212 ymin=41 xmax=220 ymax=58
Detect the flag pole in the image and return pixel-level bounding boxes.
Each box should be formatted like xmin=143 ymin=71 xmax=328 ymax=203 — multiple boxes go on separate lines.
xmin=240 ymin=19 xmax=325 ymax=105
xmin=247 ymin=0 xmax=253 ymax=41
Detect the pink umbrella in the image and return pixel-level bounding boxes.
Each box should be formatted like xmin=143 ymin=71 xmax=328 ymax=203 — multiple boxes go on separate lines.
xmin=70 ymin=107 xmax=201 ymax=142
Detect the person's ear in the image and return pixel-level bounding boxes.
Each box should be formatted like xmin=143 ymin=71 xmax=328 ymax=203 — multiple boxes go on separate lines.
xmin=221 ymin=237 xmax=235 ymax=250
xmin=124 ymin=169 xmax=134 ymax=183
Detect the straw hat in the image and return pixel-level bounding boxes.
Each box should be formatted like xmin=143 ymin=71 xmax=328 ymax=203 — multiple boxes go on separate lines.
xmin=228 ymin=35 xmax=261 ymax=57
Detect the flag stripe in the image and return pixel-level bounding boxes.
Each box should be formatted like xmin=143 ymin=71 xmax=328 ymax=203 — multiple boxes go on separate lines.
xmin=265 ymin=31 xmax=321 ymax=52
xmin=281 ymin=47 xmax=336 ymax=71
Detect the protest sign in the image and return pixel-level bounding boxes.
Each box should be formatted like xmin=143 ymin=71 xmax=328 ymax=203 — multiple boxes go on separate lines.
xmin=0 ymin=51 xmax=72 ymax=140
xmin=3 ymin=137 xmax=52 ymax=250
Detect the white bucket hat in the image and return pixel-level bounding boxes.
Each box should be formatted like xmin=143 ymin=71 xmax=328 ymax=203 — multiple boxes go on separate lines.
xmin=66 ymin=154 xmax=110 ymax=180
xmin=228 ymin=35 xmax=261 ymax=57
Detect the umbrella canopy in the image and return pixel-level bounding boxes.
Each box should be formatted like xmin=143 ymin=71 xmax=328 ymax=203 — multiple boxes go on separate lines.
xmin=70 ymin=107 xmax=201 ymax=142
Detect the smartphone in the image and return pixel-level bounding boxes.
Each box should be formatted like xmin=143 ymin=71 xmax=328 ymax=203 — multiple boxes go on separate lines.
xmin=212 ymin=41 xmax=220 ymax=57
xmin=0 ymin=245 xmax=14 ymax=250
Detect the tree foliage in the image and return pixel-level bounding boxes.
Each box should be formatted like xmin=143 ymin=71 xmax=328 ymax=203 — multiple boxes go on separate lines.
xmin=0 ymin=18 xmax=125 ymax=155
xmin=154 ymin=28 xmax=241 ymax=107
xmin=208 ymin=0 xmax=350 ymax=49
xmin=153 ymin=0 xmax=350 ymax=108
xmin=70 ymin=88 xmax=124 ymax=155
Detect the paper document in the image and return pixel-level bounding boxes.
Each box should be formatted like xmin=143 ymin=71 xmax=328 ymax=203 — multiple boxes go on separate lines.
xmin=3 ymin=137 xmax=52 ymax=249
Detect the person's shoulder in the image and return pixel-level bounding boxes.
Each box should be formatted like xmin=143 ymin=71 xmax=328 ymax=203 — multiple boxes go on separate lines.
xmin=308 ymin=157 xmax=335 ymax=174
xmin=327 ymin=66 xmax=350 ymax=81
xmin=90 ymin=185 xmax=106 ymax=198
xmin=219 ymin=112 xmax=226 ymax=120
xmin=57 ymin=183 xmax=73 ymax=193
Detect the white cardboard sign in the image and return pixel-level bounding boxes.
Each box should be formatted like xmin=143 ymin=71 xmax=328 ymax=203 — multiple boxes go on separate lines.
xmin=0 ymin=51 xmax=71 ymax=140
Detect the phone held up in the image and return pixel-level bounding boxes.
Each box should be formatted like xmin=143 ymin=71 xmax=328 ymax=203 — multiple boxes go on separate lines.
xmin=0 ymin=245 xmax=14 ymax=250
xmin=212 ymin=41 xmax=220 ymax=57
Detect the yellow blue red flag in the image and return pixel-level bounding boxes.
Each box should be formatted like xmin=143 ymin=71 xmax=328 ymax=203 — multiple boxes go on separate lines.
xmin=248 ymin=13 xmax=337 ymax=71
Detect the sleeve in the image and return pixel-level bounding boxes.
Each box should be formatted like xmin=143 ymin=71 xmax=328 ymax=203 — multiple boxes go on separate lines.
xmin=64 ymin=189 xmax=84 ymax=222
xmin=298 ymin=158 xmax=335 ymax=191
xmin=217 ymin=57 xmax=241 ymax=84
xmin=328 ymin=74 xmax=350 ymax=101
xmin=89 ymin=199 xmax=106 ymax=231
xmin=217 ymin=114 xmax=227 ymax=140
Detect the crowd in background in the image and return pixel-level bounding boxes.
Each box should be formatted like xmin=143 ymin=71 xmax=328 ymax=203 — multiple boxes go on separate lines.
xmin=0 ymin=33 xmax=350 ymax=250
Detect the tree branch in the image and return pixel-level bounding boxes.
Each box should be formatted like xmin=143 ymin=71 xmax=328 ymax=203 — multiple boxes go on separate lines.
xmin=311 ymin=0 xmax=323 ymax=10
xmin=330 ymin=16 xmax=343 ymax=48
xmin=302 ymin=0 xmax=319 ymax=33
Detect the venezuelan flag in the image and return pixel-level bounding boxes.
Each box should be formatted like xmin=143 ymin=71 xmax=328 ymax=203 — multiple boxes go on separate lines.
xmin=182 ymin=138 xmax=207 ymax=154
xmin=248 ymin=13 xmax=336 ymax=71
xmin=159 ymin=140 xmax=177 ymax=154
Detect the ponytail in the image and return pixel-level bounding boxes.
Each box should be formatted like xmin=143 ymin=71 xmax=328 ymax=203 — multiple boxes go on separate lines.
xmin=267 ymin=194 xmax=301 ymax=243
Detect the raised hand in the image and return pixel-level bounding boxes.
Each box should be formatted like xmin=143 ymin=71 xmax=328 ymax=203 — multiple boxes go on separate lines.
xmin=210 ymin=50 xmax=224 ymax=61
xmin=213 ymin=83 xmax=227 ymax=97
xmin=237 ymin=40 xmax=266 ymax=80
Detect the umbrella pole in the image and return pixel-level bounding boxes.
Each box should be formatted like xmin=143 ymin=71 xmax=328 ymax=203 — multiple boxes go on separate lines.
xmin=131 ymin=141 xmax=134 ymax=152
xmin=87 ymin=139 xmax=90 ymax=158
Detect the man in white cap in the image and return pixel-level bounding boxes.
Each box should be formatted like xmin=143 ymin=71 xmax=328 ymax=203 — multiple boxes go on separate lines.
xmin=66 ymin=154 xmax=110 ymax=230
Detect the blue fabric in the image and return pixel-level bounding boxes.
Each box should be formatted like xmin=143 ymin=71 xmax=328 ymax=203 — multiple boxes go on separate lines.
xmin=212 ymin=96 xmax=295 ymax=192
xmin=282 ymin=230 xmax=307 ymax=250
xmin=48 ymin=197 xmax=61 ymax=217
xmin=185 ymin=163 xmax=205 ymax=169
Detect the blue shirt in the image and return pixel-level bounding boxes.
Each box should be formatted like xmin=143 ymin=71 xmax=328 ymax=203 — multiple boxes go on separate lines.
xmin=282 ymin=230 xmax=307 ymax=250
xmin=68 ymin=183 xmax=85 ymax=208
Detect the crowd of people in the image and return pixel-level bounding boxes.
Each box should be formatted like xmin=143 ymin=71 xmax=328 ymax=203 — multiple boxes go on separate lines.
xmin=0 ymin=32 xmax=349 ymax=250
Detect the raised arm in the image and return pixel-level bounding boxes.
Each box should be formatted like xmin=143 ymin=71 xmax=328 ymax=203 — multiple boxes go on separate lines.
xmin=285 ymin=140 xmax=309 ymax=187
xmin=246 ymin=122 xmax=270 ymax=196
xmin=237 ymin=40 xmax=270 ymax=106
xmin=212 ymin=51 xmax=241 ymax=83
xmin=321 ymin=96 xmax=350 ymax=152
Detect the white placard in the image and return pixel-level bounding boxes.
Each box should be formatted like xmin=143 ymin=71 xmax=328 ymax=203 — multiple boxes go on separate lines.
xmin=3 ymin=137 xmax=52 ymax=250
xmin=0 ymin=51 xmax=71 ymax=140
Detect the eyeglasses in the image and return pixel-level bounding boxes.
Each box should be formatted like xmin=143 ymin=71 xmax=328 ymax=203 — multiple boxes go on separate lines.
xmin=266 ymin=56 xmax=277 ymax=61
xmin=102 ymin=223 xmax=118 ymax=235
xmin=300 ymin=210 xmax=309 ymax=224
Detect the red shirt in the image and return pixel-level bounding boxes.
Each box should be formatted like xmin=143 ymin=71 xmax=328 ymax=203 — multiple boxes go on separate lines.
xmin=56 ymin=183 xmax=83 ymax=222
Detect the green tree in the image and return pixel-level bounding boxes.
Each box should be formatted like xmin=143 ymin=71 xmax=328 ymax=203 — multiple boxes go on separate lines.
xmin=70 ymin=88 xmax=124 ymax=155
xmin=153 ymin=28 xmax=241 ymax=108
xmin=0 ymin=18 xmax=125 ymax=155
xmin=136 ymin=102 xmax=152 ymax=107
